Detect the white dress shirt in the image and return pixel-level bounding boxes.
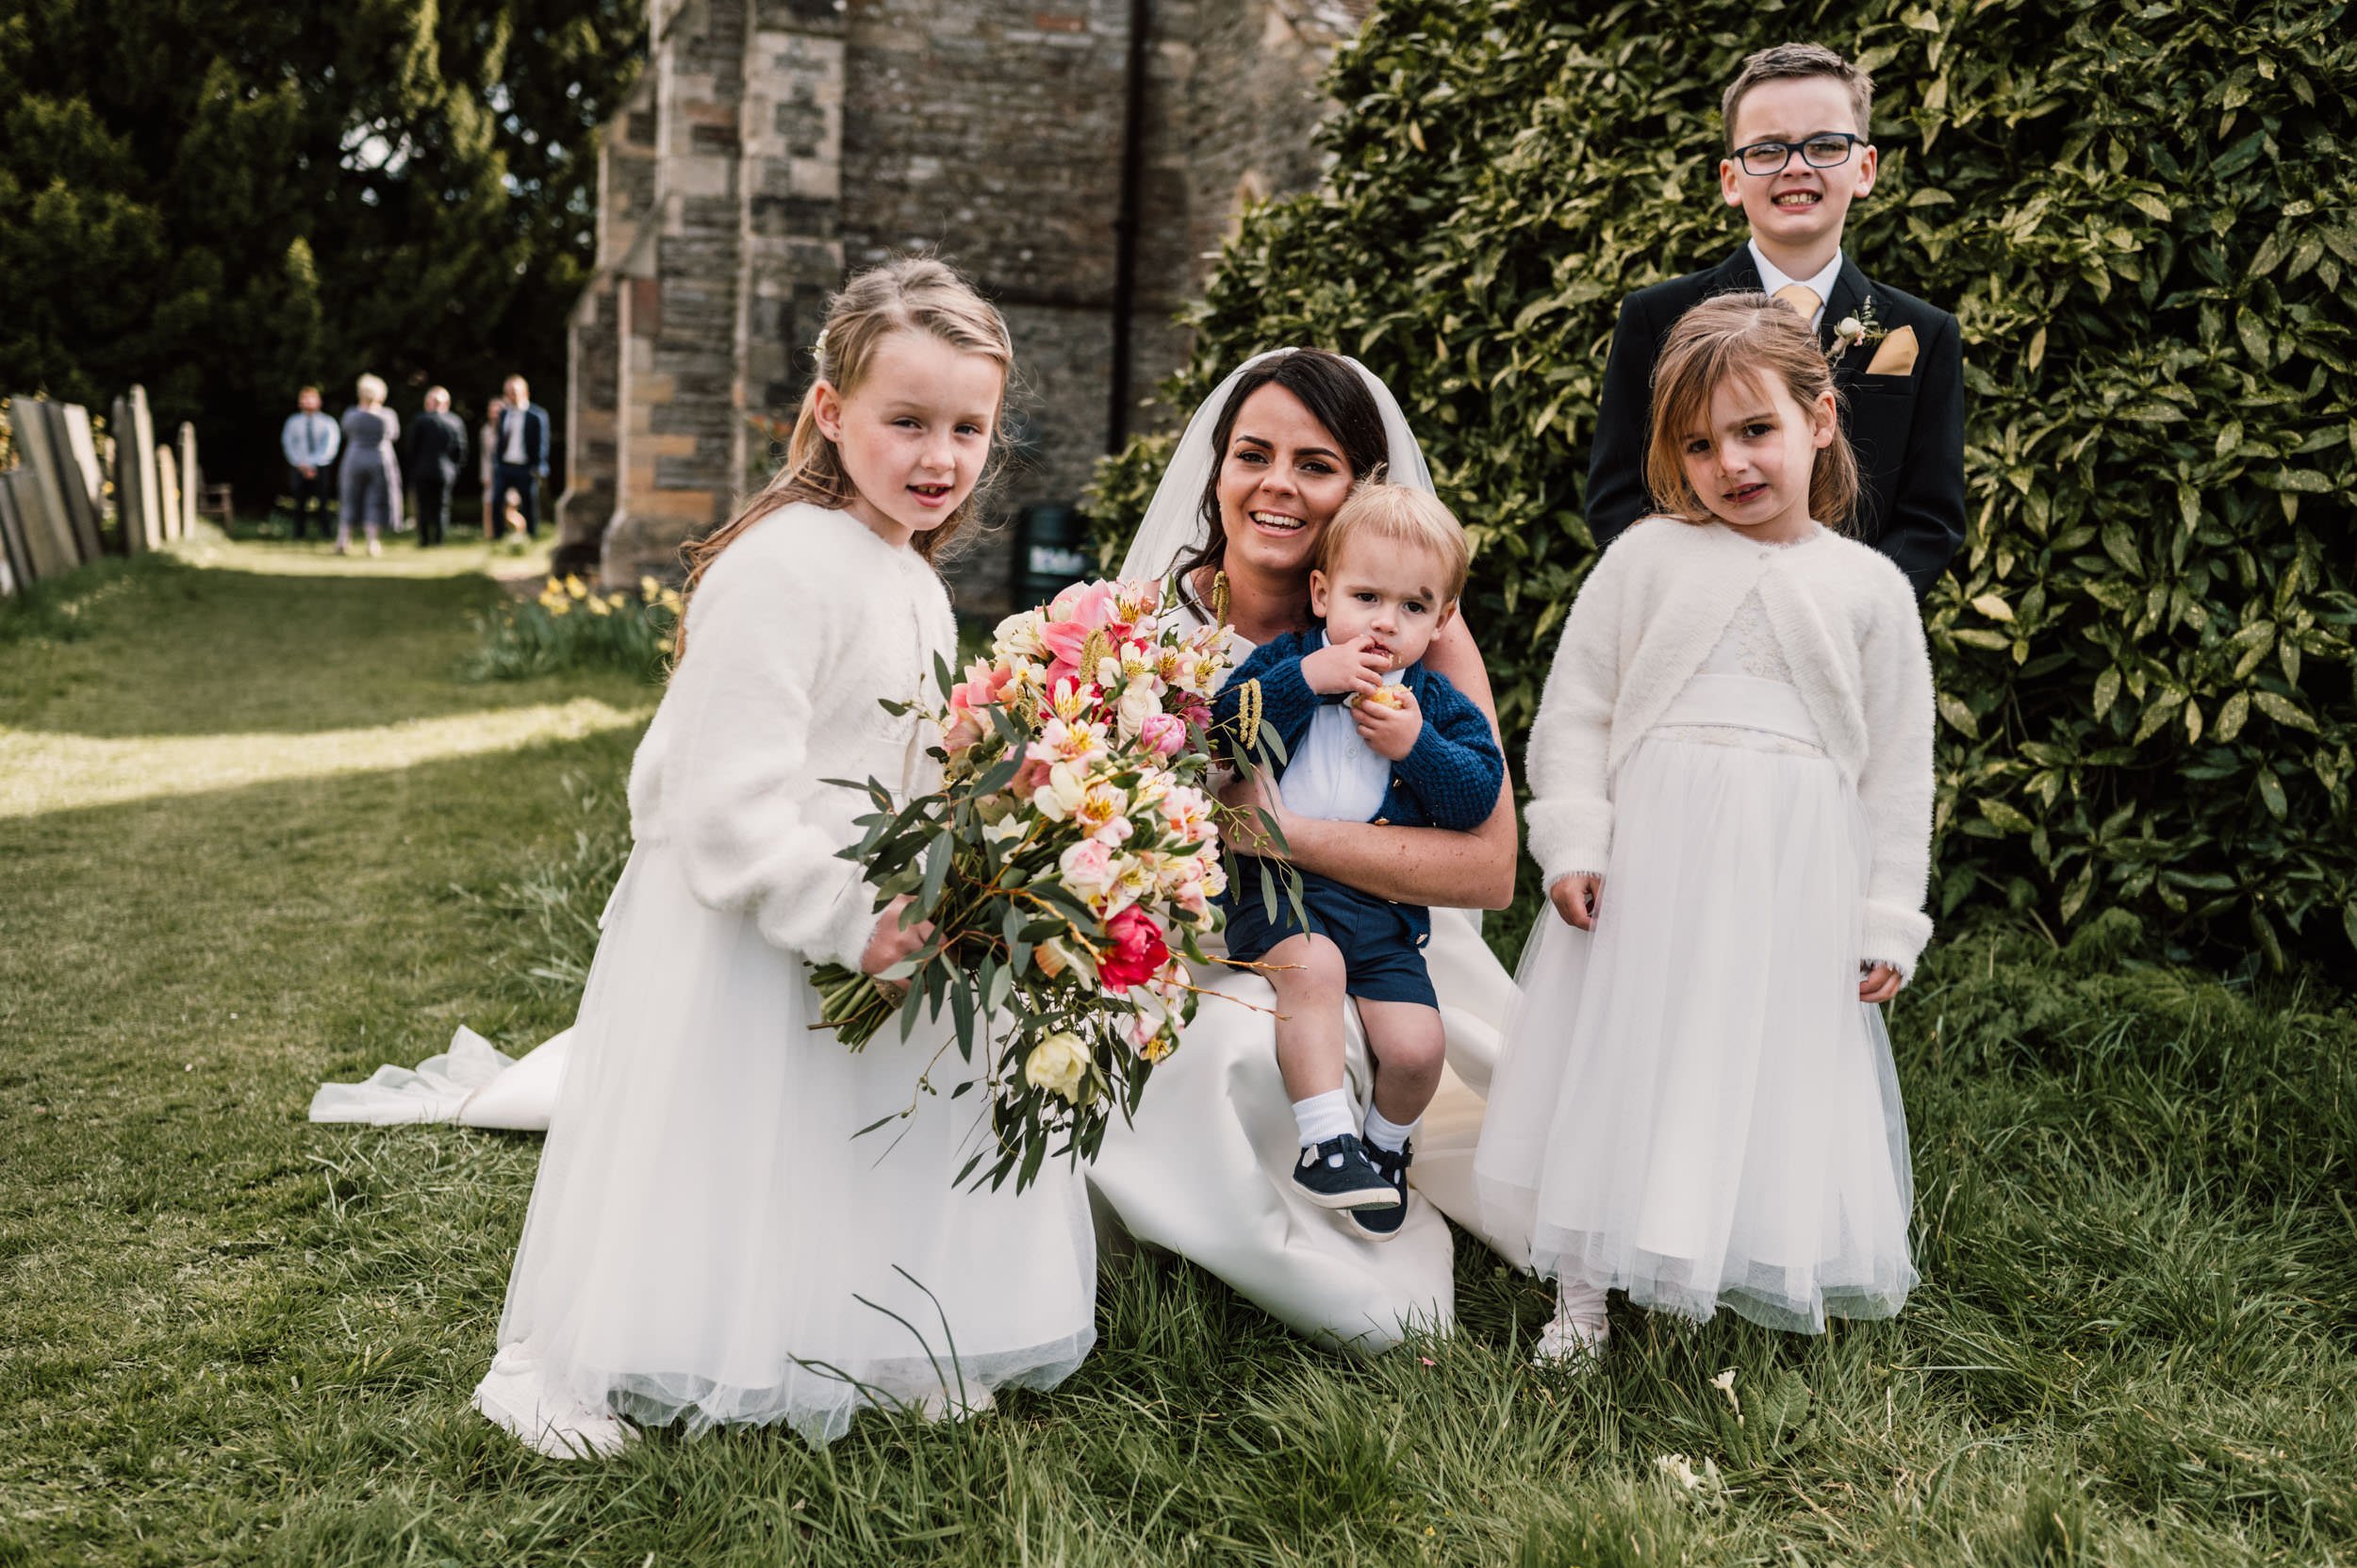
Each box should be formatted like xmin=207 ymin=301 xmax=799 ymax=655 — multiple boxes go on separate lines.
xmin=501 ymin=405 xmax=529 ymax=465
xmin=1748 ymin=240 xmax=1845 ymax=333
xmin=1282 ymin=632 xmax=1409 ymax=823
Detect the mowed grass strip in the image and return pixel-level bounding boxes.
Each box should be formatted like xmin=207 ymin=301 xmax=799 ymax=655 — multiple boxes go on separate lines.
xmin=3 ymin=541 xmax=2353 ymax=1566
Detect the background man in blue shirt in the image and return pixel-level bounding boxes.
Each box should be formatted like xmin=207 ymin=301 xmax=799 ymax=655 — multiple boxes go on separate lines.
xmin=279 ymin=387 xmax=340 ymax=541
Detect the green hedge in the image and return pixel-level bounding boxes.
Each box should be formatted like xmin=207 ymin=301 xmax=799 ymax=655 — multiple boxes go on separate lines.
xmin=1090 ymin=0 xmax=2357 ymax=966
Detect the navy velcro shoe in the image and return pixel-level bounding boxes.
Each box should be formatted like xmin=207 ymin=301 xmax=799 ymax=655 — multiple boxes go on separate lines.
xmin=1350 ymin=1140 xmax=1413 ymax=1241
xmin=1291 ymin=1133 xmax=1400 ymax=1211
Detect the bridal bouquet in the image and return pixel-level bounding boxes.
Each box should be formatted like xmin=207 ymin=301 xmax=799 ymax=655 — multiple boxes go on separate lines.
xmin=810 ymin=578 xmax=1232 ymax=1191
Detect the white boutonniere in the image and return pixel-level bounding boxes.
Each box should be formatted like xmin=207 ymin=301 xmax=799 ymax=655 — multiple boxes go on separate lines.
xmin=1831 ymin=296 xmax=1885 ymax=361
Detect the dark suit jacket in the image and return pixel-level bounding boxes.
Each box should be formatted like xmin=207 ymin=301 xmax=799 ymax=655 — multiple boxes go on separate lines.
xmin=403 ymin=409 xmax=468 ymax=487
xmin=493 ymin=403 xmax=552 ymax=476
xmin=1585 ymin=247 xmax=1966 ymax=599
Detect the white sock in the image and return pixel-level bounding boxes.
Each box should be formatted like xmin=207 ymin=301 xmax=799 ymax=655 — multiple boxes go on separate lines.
xmin=1362 ymin=1107 xmax=1418 ymax=1155
xmin=1555 ymin=1279 xmax=1609 ymax=1333
xmin=1291 ymin=1090 xmax=1357 ymax=1149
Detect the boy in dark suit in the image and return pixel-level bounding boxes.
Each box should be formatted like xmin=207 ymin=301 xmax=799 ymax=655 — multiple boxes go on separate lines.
xmin=1586 ymin=42 xmax=1965 ymax=598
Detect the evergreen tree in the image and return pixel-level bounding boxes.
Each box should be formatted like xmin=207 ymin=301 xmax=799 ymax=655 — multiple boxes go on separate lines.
xmin=0 ymin=0 xmax=641 ymax=495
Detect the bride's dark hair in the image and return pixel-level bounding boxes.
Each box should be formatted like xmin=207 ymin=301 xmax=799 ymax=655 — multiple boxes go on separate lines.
xmin=1174 ymin=349 xmax=1392 ymax=587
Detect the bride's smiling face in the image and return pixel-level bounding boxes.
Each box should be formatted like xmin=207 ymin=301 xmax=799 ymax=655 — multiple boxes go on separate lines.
xmin=1214 ymin=385 xmax=1358 ymax=579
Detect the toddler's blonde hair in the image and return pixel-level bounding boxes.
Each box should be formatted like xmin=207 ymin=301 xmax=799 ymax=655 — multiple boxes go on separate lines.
xmin=1314 ymin=479 xmax=1471 ymax=604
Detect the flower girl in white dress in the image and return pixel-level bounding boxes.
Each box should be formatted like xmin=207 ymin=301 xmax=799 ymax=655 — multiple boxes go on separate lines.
xmin=472 ymin=259 xmax=1096 ymax=1455
xmin=1475 ymin=294 xmax=1936 ymax=1360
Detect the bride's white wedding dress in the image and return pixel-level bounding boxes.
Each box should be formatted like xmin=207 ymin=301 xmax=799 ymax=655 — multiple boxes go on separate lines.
xmin=314 ymin=351 xmax=1521 ymax=1353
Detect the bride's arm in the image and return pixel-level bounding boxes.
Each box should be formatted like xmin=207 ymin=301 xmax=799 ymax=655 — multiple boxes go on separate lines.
xmin=1225 ymin=615 xmax=1517 ymax=909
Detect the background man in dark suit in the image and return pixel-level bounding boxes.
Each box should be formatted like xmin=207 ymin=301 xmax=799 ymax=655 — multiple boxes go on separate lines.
xmin=1586 ymin=43 xmax=1965 ymax=599
xmin=402 ymin=387 xmax=467 ymax=548
xmin=491 ymin=375 xmax=552 ymax=539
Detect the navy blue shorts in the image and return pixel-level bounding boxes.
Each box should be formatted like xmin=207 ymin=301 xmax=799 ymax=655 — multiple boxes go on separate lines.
xmin=1221 ymin=862 xmax=1437 ymax=1008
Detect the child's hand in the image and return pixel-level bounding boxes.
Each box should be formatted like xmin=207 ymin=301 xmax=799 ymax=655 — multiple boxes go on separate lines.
xmin=861 ymin=895 xmax=933 ymax=990
xmin=1301 ymin=634 xmax=1392 ymax=697
xmin=1351 ymin=684 xmax=1423 ymax=761
xmin=1549 ymin=873 xmax=1604 ymax=931
xmin=1858 ymin=963 xmax=1902 ymax=1004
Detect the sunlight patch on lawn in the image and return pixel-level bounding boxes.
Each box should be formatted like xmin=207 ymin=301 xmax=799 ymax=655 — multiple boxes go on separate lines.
xmin=0 ymin=698 xmax=651 ymax=818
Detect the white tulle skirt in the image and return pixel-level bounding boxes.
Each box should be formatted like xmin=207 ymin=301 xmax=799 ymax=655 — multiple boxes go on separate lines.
xmin=481 ymin=841 xmax=1096 ymax=1444
xmin=1475 ymin=675 xmax=1916 ymax=1333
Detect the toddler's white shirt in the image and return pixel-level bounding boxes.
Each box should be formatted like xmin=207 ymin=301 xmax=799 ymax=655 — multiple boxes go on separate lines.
xmin=1281 ymin=632 xmax=1408 ymax=823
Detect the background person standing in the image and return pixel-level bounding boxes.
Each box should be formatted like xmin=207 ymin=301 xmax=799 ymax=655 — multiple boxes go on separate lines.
xmin=491 ymin=376 xmax=552 ymax=538
xmin=279 ymin=387 xmax=340 ymax=541
xmin=337 ymin=374 xmax=402 ymax=557
xmin=403 ymin=387 xmax=467 ymax=548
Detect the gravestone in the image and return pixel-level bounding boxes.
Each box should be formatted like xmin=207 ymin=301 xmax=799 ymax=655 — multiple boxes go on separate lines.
xmin=0 ymin=471 xmax=34 ymax=587
xmin=114 ymin=387 xmax=162 ymax=552
xmin=7 ymin=393 xmax=86 ymax=569
xmin=111 ymin=395 xmax=145 ymax=554
xmin=25 ymin=400 xmax=102 ymax=561
xmin=176 ymin=423 xmax=200 ymax=537
xmin=60 ymin=404 xmax=107 ymax=550
xmin=2 ymin=467 xmax=70 ymax=579
xmin=156 ymin=444 xmax=181 ymax=545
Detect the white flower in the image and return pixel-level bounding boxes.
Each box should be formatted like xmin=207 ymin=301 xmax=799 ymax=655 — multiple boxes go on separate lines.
xmin=1023 ymin=1032 xmax=1093 ymax=1104
xmin=1711 ymin=1367 xmax=1742 ymax=1424
xmin=1835 ymin=315 xmax=1864 ymax=345
xmin=1656 ymin=1453 xmax=1702 ymax=1492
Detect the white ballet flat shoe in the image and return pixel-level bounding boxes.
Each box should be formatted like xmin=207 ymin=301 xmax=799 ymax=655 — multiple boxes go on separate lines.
xmin=1531 ymin=1312 xmax=1609 ymax=1370
xmin=473 ymin=1355 xmax=635 ymax=1460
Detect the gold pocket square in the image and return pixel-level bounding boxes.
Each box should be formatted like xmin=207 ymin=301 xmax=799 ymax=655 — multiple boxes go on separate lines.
xmin=1863 ymin=324 xmax=1920 ymax=376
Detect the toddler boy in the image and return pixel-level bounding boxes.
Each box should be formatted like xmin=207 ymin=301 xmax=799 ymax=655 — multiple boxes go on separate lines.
xmin=1212 ymin=483 xmax=1505 ymax=1241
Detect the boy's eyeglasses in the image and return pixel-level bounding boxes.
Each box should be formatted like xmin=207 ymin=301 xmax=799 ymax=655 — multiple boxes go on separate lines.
xmin=1730 ymin=132 xmax=1867 ymax=176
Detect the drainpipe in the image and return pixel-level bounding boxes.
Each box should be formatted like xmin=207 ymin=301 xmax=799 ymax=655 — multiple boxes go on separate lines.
xmin=1108 ymin=0 xmax=1150 ymax=452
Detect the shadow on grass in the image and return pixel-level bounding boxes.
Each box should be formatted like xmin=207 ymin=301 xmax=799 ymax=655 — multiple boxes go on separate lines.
xmin=0 ymin=551 xmax=659 ymax=739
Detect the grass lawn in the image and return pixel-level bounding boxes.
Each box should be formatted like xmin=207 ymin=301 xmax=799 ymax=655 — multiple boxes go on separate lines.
xmin=3 ymin=537 xmax=2353 ymax=1566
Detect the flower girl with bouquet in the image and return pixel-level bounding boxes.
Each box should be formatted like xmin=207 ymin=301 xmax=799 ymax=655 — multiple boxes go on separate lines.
xmin=471 ymin=259 xmax=1096 ymax=1456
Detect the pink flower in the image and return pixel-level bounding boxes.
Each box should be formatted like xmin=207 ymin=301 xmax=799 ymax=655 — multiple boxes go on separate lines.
xmin=1138 ymin=711 xmax=1188 ymax=757
xmin=1059 ymin=839 xmax=1118 ymax=901
xmin=1039 ymin=582 xmax=1125 ymax=687
xmin=943 ymin=709 xmax=983 ymax=756
xmin=1009 ymin=755 xmax=1052 ymax=799
xmin=1096 ymin=904 xmax=1170 ymax=992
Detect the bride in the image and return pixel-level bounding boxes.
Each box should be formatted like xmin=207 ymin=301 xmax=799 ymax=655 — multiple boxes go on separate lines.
xmin=1092 ymin=348 xmax=1524 ymax=1349
xmin=312 ymin=347 xmax=1524 ymax=1353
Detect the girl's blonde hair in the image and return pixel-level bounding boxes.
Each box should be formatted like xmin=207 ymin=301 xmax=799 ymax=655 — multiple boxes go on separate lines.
xmin=1643 ymin=292 xmax=1859 ymax=531
xmin=680 ymin=256 xmax=1013 ymax=605
xmin=354 ymin=372 xmax=387 ymax=405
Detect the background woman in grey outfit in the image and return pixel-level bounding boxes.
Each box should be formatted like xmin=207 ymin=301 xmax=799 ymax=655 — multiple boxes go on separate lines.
xmin=338 ymin=373 xmax=403 ymax=556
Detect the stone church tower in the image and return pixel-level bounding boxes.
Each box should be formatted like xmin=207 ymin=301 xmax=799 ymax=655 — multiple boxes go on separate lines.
xmin=552 ymin=0 xmax=1366 ymax=612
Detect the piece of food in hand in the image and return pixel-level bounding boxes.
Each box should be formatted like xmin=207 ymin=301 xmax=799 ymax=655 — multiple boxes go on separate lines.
xmin=1345 ymin=685 xmax=1404 ymax=710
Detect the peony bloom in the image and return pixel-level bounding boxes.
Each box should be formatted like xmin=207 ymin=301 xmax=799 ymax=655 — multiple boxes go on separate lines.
xmin=1138 ymin=711 xmax=1189 ymax=757
xmin=1115 ymin=681 xmax=1161 ymax=741
xmin=1059 ymin=838 xmax=1119 ymax=902
xmin=1024 ymin=1032 xmax=1093 ymax=1104
xmin=1096 ymin=904 xmax=1170 ymax=991
xmin=995 ymin=609 xmax=1049 ymax=660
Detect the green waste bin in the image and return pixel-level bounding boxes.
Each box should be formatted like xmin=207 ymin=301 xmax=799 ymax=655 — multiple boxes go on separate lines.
xmin=1011 ymin=503 xmax=1092 ymax=608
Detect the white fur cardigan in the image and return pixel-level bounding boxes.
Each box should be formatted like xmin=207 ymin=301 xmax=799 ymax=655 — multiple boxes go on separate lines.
xmin=627 ymin=503 xmax=954 ymax=970
xmin=1524 ymin=517 xmax=1938 ymax=976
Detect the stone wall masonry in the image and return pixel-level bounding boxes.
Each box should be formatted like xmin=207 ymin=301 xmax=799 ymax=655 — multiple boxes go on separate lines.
xmin=580 ymin=0 xmax=1360 ymax=598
